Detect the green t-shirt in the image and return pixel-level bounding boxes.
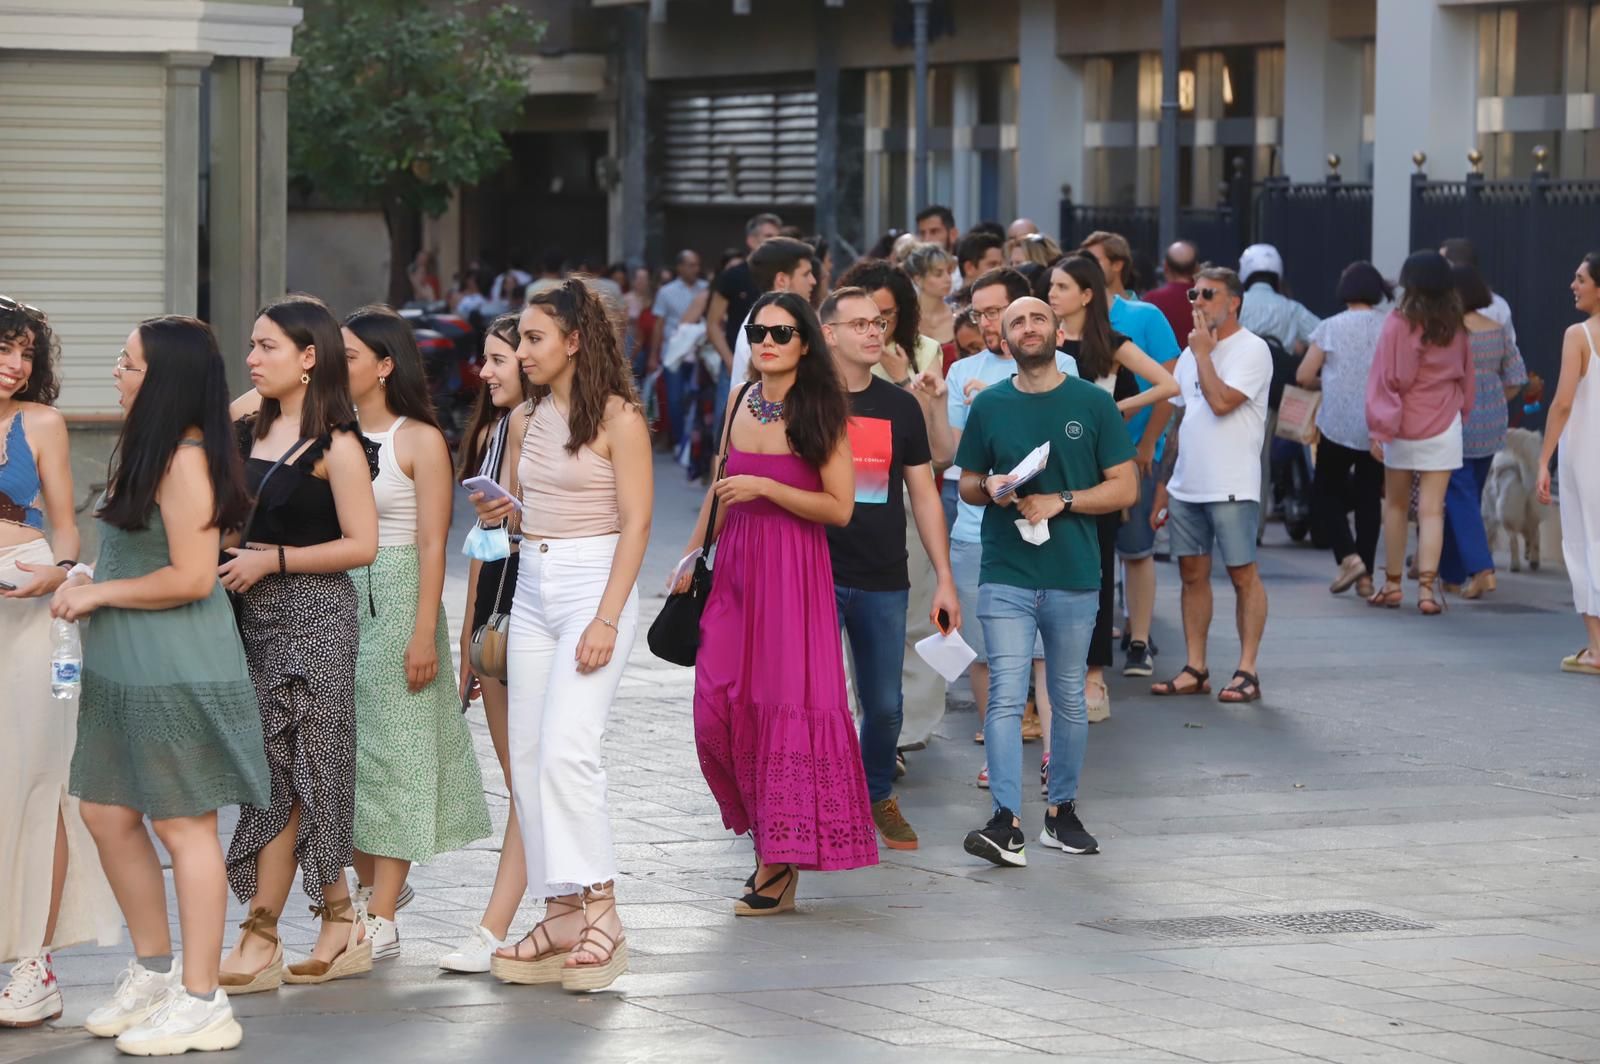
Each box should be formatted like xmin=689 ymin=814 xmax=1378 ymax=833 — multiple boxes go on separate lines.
xmin=953 ymin=374 xmax=1135 ymax=591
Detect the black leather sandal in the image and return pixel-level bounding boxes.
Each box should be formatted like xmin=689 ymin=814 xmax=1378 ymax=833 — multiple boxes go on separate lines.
xmin=1150 ymin=665 xmax=1210 ymax=696
xmin=1218 ymin=670 xmax=1262 ymax=703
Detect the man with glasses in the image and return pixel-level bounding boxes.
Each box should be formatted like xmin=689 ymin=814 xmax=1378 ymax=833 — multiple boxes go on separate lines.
xmin=821 ymin=286 xmax=960 ymax=852
xmin=945 ymin=270 xmax=1078 ymax=777
xmin=1150 ymin=267 xmax=1273 ymax=706
xmin=956 ymin=297 xmax=1137 ymax=865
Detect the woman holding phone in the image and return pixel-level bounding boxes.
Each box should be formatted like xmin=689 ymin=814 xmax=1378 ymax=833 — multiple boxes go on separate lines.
xmin=682 ymin=291 xmax=877 ymax=916
xmin=469 ymin=278 xmax=653 ymax=992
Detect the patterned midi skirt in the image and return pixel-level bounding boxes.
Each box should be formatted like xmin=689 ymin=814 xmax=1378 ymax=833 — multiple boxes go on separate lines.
xmin=225 ymin=572 xmax=359 ymax=906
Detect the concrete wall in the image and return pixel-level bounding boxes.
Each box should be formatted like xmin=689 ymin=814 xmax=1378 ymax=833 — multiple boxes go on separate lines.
xmin=286 ymin=208 xmax=390 ymax=317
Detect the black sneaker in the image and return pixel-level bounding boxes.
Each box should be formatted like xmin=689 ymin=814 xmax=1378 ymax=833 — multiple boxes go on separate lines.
xmin=964 ymin=808 xmax=1027 ymax=868
xmin=1040 ymin=801 xmax=1099 ymax=855
xmin=1123 ymin=640 xmax=1155 ymax=677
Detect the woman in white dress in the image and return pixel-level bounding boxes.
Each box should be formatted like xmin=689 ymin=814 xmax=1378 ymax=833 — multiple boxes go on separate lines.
xmin=1537 ymin=252 xmax=1600 ymax=675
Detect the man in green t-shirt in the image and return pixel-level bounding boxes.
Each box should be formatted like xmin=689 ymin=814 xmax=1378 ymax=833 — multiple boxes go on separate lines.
xmin=954 ymin=296 xmax=1137 ymax=868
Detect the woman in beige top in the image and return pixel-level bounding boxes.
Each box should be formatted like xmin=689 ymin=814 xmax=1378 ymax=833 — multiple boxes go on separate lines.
xmin=469 ymin=278 xmax=652 ymax=993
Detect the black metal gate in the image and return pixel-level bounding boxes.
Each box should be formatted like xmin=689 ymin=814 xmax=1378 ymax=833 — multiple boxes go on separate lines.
xmin=1254 ymin=177 xmax=1374 ymax=319
xmin=1409 ymin=170 xmax=1600 ymax=386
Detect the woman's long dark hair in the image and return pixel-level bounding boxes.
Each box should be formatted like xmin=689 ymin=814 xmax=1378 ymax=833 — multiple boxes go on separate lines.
xmin=526 ymin=277 xmax=639 ymax=454
xmin=100 ymin=316 xmax=251 ymax=532
xmin=343 ymin=304 xmax=441 ymax=430
xmin=456 ymin=313 xmax=530 ymax=478
xmin=1053 ymin=254 xmax=1119 ymax=382
xmin=254 ymin=295 xmax=353 ymax=440
xmin=748 ymin=291 xmax=848 ymax=468
xmin=1397 ymin=283 xmax=1464 ymax=349
xmin=835 ymin=259 xmax=921 ymax=357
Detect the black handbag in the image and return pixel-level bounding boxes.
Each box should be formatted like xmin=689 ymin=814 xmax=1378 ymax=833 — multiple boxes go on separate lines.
xmin=647 ymin=382 xmax=753 ymax=666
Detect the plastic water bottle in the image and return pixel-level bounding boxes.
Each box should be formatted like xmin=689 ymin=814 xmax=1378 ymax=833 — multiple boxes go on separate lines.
xmin=50 ymin=618 xmax=81 ymax=700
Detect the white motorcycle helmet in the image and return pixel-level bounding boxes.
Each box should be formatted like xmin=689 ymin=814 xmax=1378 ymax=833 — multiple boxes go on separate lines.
xmin=1238 ymin=243 xmax=1284 ymax=283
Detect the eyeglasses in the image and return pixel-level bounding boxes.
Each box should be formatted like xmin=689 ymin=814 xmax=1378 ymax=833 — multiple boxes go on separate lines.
xmin=965 ymin=306 xmax=1005 ymax=324
xmin=744 ymin=323 xmax=800 ymax=345
xmin=826 ymin=317 xmax=890 ymax=336
xmin=1186 ymin=287 xmax=1220 ymax=303
xmin=114 ymin=351 xmax=144 ymax=374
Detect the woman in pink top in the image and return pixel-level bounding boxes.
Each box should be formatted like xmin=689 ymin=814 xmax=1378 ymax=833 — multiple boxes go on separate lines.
xmin=1365 ymin=250 xmax=1474 ymax=614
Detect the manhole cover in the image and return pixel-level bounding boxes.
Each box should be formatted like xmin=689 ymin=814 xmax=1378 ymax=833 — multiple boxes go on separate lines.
xmin=1083 ymin=910 xmax=1433 ymax=940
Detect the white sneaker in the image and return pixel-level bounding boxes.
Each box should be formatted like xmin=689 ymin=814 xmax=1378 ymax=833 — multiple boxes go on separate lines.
xmin=86 ymin=959 xmax=180 ymax=1037
xmin=352 ymin=883 xmax=413 ymax=916
xmin=364 ymin=913 xmax=400 ymax=961
xmin=438 ymin=926 xmax=507 ymax=974
xmin=115 ymin=988 xmax=242 ymax=1056
xmin=0 ymin=955 xmax=62 ymax=1028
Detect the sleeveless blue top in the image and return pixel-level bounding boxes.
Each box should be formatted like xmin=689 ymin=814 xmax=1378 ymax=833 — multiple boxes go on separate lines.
xmin=0 ymin=412 xmax=45 ymax=531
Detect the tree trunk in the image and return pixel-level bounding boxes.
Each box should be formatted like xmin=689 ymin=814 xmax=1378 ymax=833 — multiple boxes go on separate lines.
xmin=383 ymin=198 xmax=421 ymax=307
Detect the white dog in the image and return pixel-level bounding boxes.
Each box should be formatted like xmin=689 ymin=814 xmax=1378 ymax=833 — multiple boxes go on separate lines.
xmin=1482 ymin=427 xmax=1545 ymax=571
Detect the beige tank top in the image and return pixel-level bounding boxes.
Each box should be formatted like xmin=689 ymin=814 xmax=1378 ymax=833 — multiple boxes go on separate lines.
xmin=518 ymin=398 xmax=620 ymax=538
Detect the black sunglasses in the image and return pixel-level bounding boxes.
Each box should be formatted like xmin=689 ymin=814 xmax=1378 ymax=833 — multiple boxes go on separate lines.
xmin=1186 ymin=287 xmax=1220 ymax=303
xmin=744 ymin=323 xmax=800 ymax=345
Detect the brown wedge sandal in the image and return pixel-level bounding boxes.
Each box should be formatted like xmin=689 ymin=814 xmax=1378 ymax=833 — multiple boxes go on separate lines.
xmin=283 ymin=895 xmax=372 ymax=984
xmin=560 ymin=883 xmax=628 ymax=992
xmin=1150 ymin=665 xmax=1210 ymax=696
xmin=489 ymin=896 xmax=581 ymax=985
xmin=218 ymin=908 xmax=284 ymax=996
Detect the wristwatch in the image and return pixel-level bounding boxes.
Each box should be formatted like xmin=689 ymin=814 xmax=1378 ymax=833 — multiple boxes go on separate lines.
xmin=1059 ymin=491 xmax=1074 ymax=513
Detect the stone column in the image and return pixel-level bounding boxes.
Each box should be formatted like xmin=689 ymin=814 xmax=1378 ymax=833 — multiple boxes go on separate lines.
xmin=950 ymin=65 xmax=979 ymax=230
xmin=163 ymin=53 xmax=211 ymax=316
xmin=1016 ymin=0 xmax=1082 ymax=235
xmin=209 ymin=57 xmax=260 ymax=392
xmin=1283 ymin=0 xmax=1363 ymax=184
xmin=1372 ymin=0 xmax=1477 ymax=274
xmin=258 ymin=57 xmax=298 ymax=308
xmin=617 ymin=4 xmax=647 ymax=268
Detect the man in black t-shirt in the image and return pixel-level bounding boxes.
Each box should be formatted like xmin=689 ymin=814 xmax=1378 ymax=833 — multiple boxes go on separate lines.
xmin=821 ymin=287 xmax=961 ymax=852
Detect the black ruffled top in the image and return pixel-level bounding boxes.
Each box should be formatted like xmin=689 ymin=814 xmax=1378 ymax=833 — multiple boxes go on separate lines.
xmin=236 ymin=416 xmax=379 ymax=546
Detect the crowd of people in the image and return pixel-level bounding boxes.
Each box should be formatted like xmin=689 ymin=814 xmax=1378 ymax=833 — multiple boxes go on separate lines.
xmin=2 ymin=205 xmax=1598 ymax=1053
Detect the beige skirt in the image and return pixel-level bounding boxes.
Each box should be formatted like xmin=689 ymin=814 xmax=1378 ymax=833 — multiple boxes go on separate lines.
xmin=0 ymin=539 xmax=118 ymax=962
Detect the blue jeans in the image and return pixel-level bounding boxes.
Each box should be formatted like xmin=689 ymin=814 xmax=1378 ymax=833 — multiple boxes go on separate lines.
xmin=1440 ymin=455 xmax=1494 ymax=585
xmin=665 ymin=362 xmax=697 ymax=446
xmin=837 ymin=585 xmax=909 ymax=803
xmin=978 ymin=583 xmax=1097 ymax=816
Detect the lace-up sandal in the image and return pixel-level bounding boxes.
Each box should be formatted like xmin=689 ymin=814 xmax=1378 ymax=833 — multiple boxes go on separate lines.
xmin=489 ymin=896 xmax=581 ymax=985
xmin=1368 ymin=571 xmax=1403 ymax=608
xmin=1417 ymin=571 xmax=1445 ymax=616
xmin=218 ymin=908 xmax=283 ymax=995
xmin=734 ymin=864 xmax=797 ymax=917
xmin=283 ymin=896 xmax=371 ymax=984
xmin=560 ymin=884 xmax=628 ymax=992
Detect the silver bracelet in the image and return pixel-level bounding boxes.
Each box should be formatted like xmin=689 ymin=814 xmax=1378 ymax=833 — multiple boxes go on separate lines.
xmin=594 ymin=615 xmax=617 ymax=630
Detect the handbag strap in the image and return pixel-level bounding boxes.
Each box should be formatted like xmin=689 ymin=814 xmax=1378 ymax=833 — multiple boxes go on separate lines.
xmin=702 ymin=381 xmax=755 ymax=555
xmin=238 ymin=434 xmax=312 ymax=542
xmin=486 ymin=544 xmax=515 ymax=618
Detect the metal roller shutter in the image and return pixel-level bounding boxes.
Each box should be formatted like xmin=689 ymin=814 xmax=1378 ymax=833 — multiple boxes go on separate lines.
xmin=0 ymin=56 xmax=166 ymax=416
xmin=661 ymin=88 xmax=817 ymax=207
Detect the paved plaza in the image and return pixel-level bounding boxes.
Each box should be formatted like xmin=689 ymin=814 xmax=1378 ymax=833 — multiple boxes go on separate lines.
xmin=7 ymin=455 xmax=1600 ymax=1064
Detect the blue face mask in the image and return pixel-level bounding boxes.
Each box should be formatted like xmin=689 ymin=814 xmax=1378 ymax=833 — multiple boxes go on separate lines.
xmin=461 ymin=522 xmax=510 ymax=562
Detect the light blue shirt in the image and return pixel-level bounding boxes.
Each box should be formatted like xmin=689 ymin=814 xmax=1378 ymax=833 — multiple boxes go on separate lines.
xmin=946 ymin=348 xmax=1080 ymax=543
xmin=1240 ymin=282 xmax=1321 ymax=352
xmin=1111 ymin=294 xmax=1181 ymax=457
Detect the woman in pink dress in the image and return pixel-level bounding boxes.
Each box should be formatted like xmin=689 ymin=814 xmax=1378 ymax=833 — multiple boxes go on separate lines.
xmin=680 ymin=291 xmax=877 ymax=915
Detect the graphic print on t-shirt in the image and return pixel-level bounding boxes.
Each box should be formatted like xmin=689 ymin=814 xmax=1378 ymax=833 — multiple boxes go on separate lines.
xmin=846 ymin=415 xmax=893 ymax=504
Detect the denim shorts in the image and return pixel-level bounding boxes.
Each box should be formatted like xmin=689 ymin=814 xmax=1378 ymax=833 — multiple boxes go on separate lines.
xmin=950 ymin=538 xmax=1044 ymax=665
xmin=1166 ymin=498 xmax=1261 ymax=569
xmin=1115 ymin=469 xmax=1158 ymax=560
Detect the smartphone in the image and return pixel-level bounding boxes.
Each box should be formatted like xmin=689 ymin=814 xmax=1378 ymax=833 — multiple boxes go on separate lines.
xmin=936 ymin=608 xmax=952 ymax=636
xmin=0 ymin=580 xmax=16 ymax=592
xmin=461 ymin=475 xmax=523 ymax=512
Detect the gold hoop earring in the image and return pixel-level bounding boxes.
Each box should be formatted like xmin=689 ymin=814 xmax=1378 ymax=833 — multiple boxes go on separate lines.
xmin=300 ymin=372 xmax=311 ymax=385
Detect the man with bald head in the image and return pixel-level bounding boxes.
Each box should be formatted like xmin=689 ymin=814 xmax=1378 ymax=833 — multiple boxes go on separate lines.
xmin=1007 ymin=218 xmax=1041 ymax=240
xmin=954 ymin=296 xmax=1138 ymax=868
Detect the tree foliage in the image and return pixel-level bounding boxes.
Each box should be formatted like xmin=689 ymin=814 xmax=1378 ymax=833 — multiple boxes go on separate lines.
xmin=288 ymin=0 xmax=543 ymax=218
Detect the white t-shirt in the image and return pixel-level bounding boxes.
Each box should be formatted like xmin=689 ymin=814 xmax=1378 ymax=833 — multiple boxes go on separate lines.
xmin=1167 ymin=328 xmax=1273 ymax=504
xmin=729 ymin=308 xmax=754 ymax=385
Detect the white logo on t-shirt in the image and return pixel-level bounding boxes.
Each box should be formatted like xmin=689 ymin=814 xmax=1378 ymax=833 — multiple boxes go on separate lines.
xmin=1064 ymin=420 xmax=1084 ymax=440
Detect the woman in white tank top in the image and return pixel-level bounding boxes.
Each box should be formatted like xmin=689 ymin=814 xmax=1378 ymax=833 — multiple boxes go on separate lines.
xmin=343 ymin=307 xmax=490 ymax=958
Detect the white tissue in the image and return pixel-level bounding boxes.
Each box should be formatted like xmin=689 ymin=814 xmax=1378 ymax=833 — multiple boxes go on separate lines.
xmin=1014 ymin=518 xmax=1051 ymax=546
xmin=913 ymin=628 xmax=979 ymax=683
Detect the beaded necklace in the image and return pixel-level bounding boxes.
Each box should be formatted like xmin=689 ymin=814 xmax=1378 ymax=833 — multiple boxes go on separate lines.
xmin=745 ymin=381 xmax=785 ymax=424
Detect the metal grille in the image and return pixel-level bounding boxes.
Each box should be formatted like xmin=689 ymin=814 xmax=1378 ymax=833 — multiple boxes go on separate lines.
xmin=661 ymin=90 xmax=817 ymax=207
xmin=1084 ymin=910 xmax=1434 ymax=940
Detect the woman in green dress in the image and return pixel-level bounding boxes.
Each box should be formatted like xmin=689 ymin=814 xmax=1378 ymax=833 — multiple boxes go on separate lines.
xmin=53 ymin=316 xmax=267 ymax=1056
xmin=343 ymin=306 xmax=490 ymax=960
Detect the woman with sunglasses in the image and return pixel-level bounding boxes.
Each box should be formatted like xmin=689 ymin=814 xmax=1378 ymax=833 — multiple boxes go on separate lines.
xmin=440 ymin=313 xmax=535 ymax=973
xmin=54 ymin=317 xmax=267 ymax=1054
xmin=682 ymin=291 xmax=876 ymax=915
xmin=0 ymin=296 xmax=117 ymax=1029
xmin=342 ymin=306 xmax=490 ymax=962
xmin=468 ymin=279 xmax=653 ymax=993
xmin=218 ymin=295 xmax=379 ymax=993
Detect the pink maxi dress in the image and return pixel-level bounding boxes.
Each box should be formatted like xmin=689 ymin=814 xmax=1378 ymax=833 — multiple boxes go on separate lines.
xmin=693 ymin=447 xmax=878 ymax=871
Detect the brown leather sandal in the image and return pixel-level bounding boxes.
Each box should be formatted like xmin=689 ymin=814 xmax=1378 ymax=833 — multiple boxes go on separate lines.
xmin=218 ymin=907 xmax=284 ymax=995
xmin=284 ymin=895 xmax=372 ymax=984
xmin=1417 ymin=571 xmax=1445 ymax=615
xmin=489 ymin=896 xmax=582 ymax=985
xmin=1151 ymin=665 xmax=1210 ymax=696
xmin=1367 ymin=571 xmax=1403 ymax=608
xmin=560 ymin=883 xmax=628 ymax=992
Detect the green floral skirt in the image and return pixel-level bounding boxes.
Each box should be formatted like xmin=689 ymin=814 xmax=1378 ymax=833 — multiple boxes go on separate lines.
xmin=353 ymin=546 xmax=490 ymax=862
